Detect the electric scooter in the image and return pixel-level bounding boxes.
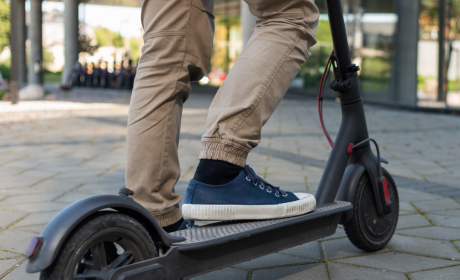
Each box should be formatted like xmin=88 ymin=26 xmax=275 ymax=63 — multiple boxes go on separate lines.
xmin=26 ymin=1 xmax=399 ymax=279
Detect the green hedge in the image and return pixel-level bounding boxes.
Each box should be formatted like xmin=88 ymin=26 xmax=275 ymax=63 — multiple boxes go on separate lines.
xmin=0 ymin=62 xmax=9 ymax=80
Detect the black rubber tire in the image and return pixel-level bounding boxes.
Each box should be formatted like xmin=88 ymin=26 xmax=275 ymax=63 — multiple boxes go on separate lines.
xmin=40 ymin=212 xmax=157 ymax=280
xmin=344 ymin=168 xmax=399 ymax=252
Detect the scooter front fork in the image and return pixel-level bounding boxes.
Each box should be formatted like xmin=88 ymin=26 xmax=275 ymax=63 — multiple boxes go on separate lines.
xmin=349 ymin=138 xmax=392 ymax=216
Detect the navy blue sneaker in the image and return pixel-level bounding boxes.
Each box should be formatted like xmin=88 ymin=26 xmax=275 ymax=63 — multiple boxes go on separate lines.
xmin=182 ymin=165 xmax=316 ymax=221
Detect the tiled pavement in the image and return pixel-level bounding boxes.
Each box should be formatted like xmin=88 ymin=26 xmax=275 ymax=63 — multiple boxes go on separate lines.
xmin=1 ymin=88 xmax=460 ymax=279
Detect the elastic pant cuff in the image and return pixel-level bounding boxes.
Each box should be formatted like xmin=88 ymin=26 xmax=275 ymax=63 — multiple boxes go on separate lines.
xmin=199 ymin=142 xmax=248 ymax=167
xmin=150 ymin=204 xmax=183 ymax=227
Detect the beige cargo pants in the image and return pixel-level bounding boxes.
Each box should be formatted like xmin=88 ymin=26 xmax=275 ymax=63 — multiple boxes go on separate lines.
xmin=126 ymin=0 xmax=319 ymax=227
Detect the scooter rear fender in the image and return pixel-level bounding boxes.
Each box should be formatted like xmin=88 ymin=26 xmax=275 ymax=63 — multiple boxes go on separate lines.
xmin=26 ymin=194 xmax=185 ymax=274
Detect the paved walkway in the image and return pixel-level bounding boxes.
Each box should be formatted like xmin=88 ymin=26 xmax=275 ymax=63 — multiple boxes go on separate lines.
xmin=1 ymin=87 xmax=460 ymax=279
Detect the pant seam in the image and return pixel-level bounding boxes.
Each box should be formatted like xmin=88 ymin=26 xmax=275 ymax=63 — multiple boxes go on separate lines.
xmin=143 ymin=30 xmax=186 ymax=41
xmin=230 ymin=32 xmax=302 ymax=136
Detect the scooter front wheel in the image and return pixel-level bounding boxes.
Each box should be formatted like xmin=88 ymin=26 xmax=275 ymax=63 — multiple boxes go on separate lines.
xmin=40 ymin=212 xmax=157 ymax=280
xmin=344 ymin=168 xmax=399 ymax=252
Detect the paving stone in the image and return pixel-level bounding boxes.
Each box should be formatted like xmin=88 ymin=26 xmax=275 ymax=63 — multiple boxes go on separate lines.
xmin=328 ymin=262 xmax=407 ymax=280
xmin=233 ymin=253 xmax=311 ymax=270
xmin=2 ymin=259 xmax=38 ymax=280
xmin=10 ymin=211 xmax=59 ymax=228
xmin=337 ymin=252 xmax=458 ymax=273
xmin=18 ymin=169 xmax=60 ymax=180
xmin=12 ymin=224 xmax=47 ymax=234
xmin=0 ymin=251 xmax=22 ymax=260
xmin=0 ymin=187 xmax=50 ymax=196
xmin=412 ymin=199 xmax=460 ymax=213
xmin=443 ymin=209 xmax=460 ymax=217
xmin=399 ymin=201 xmax=418 ymax=213
xmin=427 ymin=214 xmax=460 ymax=228
xmin=0 ymin=193 xmax=64 ymax=205
xmin=0 ymin=178 xmax=41 ymax=189
xmin=396 ymin=188 xmax=444 ymax=202
xmin=0 ymin=210 xmax=26 ymax=228
xmin=0 ymin=229 xmax=37 ymax=254
xmin=76 ymin=181 xmax=125 ymax=193
xmin=0 ymin=258 xmax=23 ymax=277
xmin=279 ymin=241 xmax=322 ymax=260
xmin=409 ymin=265 xmax=460 ymax=280
xmin=322 ymin=237 xmax=388 ymax=260
xmin=397 ymin=226 xmax=460 ymax=241
xmin=30 ymin=179 xmax=83 ymax=192
xmin=190 ymin=267 xmax=249 ymax=280
xmin=0 ymin=201 xmax=70 ymax=213
xmin=396 ymin=214 xmax=432 ymax=229
xmin=252 ymin=263 xmax=328 ymax=280
xmin=389 ymin=234 xmax=460 ymax=260
xmin=54 ymin=192 xmax=96 ymax=203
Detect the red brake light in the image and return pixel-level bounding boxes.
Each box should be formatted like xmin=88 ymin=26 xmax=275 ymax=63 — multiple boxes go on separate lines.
xmin=26 ymin=237 xmax=41 ymax=258
xmin=382 ymin=178 xmax=391 ymax=203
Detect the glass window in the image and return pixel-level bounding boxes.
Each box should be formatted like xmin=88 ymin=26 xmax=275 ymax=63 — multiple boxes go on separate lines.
xmin=444 ymin=0 xmax=460 ymax=108
xmin=417 ymin=0 xmax=440 ymax=107
xmin=297 ymin=0 xmax=398 ymax=103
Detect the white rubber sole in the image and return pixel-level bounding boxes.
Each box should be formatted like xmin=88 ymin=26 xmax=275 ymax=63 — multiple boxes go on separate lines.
xmin=182 ymin=193 xmax=316 ymax=221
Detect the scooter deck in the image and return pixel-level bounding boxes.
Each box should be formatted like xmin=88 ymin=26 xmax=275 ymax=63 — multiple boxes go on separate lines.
xmin=171 ymin=201 xmax=351 ymax=248
xmin=109 ymin=201 xmax=352 ymax=280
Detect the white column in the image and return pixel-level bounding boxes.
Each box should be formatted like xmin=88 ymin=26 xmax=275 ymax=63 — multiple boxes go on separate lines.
xmin=240 ymin=0 xmax=257 ymax=48
xmin=18 ymin=0 xmax=26 ymax=84
xmin=62 ymin=0 xmax=79 ymax=85
xmin=28 ymin=0 xmax=43 ymax=84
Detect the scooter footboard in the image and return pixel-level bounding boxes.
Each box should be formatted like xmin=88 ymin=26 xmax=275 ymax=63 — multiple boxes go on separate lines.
xmin=108 ymin=201 xmax=352 ymax=280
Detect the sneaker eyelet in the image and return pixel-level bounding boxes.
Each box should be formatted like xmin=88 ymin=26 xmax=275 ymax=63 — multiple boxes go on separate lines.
xmin=186 ymin=224 xmax=190 ymax=229
xmin=246 ymin=176 xmax=251 ymax=181
xmin=275 ymin=193 xmax=280 ymax=197
xmin=282 ymin=193 xmax=288 ymax=197
xmin=259 ymin=184 xmax=264 ymax=190
xmin=253 ymin=181 xmax=257 ymax=186
xmin=266 ymin=189 xmax=272 ymax=193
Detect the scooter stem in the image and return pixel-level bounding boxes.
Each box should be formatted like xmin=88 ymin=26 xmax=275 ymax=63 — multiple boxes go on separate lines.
xmin=315 ymin=0 xmax=371 ymax=207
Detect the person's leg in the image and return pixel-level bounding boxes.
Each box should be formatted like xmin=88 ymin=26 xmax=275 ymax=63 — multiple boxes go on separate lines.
xmin=126 ymin=0 xmax=214 ymax=228
xmin=185 ymin=0 xmax=319 ymax=221
xmin=199 ymin=0 xmax=319 ymax=166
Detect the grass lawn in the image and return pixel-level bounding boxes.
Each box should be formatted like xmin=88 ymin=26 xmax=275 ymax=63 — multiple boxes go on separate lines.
xmin=44 ymin=71 xmax=61 ymax=83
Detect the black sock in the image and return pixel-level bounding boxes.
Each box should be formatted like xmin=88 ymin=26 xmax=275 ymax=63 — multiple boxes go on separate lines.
xmin=163 ymin=218 xmax=184 ymax=233
xmin=193 ymin=159 xmax=244 ymax=185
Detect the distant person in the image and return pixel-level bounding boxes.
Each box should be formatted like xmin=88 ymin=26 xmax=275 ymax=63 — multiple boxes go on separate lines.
xmin=100 ymin=61 xmax=110 ymax=88
xmin=92 ymin=62 xmax=102 ymax=87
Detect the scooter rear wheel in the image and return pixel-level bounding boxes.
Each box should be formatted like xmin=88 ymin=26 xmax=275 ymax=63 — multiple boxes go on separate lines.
xmin=344 ymin=168 xmax=399 ymax=252
xmin=40 ymin=212 xmax=157 ymax=280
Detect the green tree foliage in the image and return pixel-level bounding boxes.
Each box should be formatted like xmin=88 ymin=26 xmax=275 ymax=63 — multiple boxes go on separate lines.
xmin=315 ymin=20 xmax=333 ymax=43
xmin=94 ymin=26 xmax=124 ymax=47
xmin=0 ymin=0 xmax=10 ymax=51
xmin=79 ymin=33 xmax=98 ymax=55
xmin=43 ymin=48 xmax=55 ymax=71
xmin=129 ymin=37 xmax=140 ymax=63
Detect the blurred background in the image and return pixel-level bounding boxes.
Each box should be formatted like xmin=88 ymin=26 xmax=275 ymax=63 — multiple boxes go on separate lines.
xmin=1 ymin=0 xmax=460 ymax=110
xmin=1 ymin=2 xmax=460 ymax=279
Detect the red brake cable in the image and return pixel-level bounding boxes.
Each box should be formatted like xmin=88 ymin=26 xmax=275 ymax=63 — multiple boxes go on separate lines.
xmin=318 ymin=50 xmax=335 ymax=148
